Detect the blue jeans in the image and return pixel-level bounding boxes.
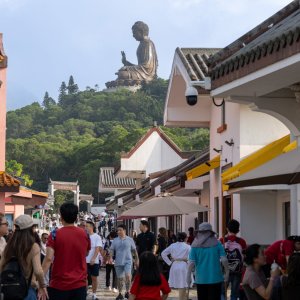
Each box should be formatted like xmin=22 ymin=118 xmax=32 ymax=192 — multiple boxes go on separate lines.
xmin=221 ymin=273 xmax=242 ymax=300
xmin=24 ymin=287 xmax=37 ymax=300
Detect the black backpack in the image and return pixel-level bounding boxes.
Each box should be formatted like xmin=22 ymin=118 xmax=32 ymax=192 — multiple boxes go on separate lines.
xmin=0 ymin=257 xmax=33 ymax=300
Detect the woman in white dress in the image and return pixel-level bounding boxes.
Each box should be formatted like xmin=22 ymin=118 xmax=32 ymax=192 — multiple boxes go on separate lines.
xmin=162 ymin=232 xmax=191 ymax=300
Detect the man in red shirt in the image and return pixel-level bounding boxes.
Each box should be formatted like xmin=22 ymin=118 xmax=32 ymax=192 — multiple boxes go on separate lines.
xmin=220 ymin=219 xmax=247 ymax=300
xmin=41 ymin=203 xmax=91 ymax=300
xmin=264 ymin=235 xmax=300 ymax=271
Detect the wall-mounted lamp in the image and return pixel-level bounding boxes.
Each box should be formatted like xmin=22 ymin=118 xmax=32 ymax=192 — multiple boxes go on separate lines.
xmin=213 ymin=146 xmax=222 ymax=153
xmin=225 ymin=139 xmax=234 ymax=146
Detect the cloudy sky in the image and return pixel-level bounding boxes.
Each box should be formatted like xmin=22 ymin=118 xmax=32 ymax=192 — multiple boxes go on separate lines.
xmin=0 ymin=0 xmax=292 ymax=110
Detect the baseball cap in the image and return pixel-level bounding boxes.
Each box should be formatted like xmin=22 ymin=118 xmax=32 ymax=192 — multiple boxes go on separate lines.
xmin=14 ymin=215 xmax=34 ymax=230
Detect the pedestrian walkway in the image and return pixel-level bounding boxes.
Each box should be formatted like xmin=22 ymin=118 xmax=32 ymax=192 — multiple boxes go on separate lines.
xmin=89 ymin=268 xmax=198 ymax=299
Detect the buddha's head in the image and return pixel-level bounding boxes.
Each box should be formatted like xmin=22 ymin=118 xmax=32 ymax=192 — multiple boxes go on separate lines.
xmin=132 ymin=21 xmax=149 ymax=41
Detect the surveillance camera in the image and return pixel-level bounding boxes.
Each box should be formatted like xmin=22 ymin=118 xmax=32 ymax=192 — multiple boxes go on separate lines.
xmin=185 ymin=86 xmax=198 ymax=106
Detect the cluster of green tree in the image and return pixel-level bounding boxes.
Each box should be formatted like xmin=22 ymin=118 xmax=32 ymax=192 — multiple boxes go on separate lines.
xmin=6 ymin=76 xmax=209 ymax=200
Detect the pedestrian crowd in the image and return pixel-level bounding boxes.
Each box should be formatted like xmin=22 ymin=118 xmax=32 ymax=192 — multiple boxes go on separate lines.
xmin=0 ymin=204 xmax=299 ymax=300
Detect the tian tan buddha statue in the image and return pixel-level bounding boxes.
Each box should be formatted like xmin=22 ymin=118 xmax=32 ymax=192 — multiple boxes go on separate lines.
xmin=105 ymin=21 xmax=158 ymax=89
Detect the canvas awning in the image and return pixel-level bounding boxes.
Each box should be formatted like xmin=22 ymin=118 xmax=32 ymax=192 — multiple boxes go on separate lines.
xmin=186 ymin=155 xmax=220 ymax=181
xmin=228 ymin=148 xmax=300 ymax=189
xmin=222 ymin=135 xmax=297 ymax=191
xmin=119 ymin=193 xmax=209 ymax=219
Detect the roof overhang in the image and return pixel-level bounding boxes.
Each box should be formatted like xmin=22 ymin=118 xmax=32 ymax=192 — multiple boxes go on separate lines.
xmin=164 ymin=51 xmax=212 ymax=128
xmin=226 ymin=184 xmax=291 ymax=195
xmin=211 ymin=52 xmax=300 ymax=98
xmin=115 ymin=170 xmax=146 ymax=179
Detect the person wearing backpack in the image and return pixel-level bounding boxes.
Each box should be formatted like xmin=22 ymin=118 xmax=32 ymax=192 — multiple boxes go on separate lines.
xmin=0 ymin=214 xmax=48 ymax=300
xmin=220 ymin=219 xmax=247 ymax=300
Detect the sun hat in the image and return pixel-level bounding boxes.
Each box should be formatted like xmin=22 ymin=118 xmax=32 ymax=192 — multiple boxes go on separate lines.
xmin=198 ymin=222 xmax=215 ymax=233
xmin=14 ymin=215 xmax=34 ymax=230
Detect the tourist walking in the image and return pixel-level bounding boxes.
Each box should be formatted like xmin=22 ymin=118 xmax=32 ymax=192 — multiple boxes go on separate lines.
xmin=129 ymin=251 xmax=171 ymax=300
xmin=86 ymin=221 xmax=103 ymax=300
xmin=110 ymin=224 xmax=139 ymax=300
xmin=187 ymin=227 xmax=195 ymax=245
xmin=40 ymin=233 xmax=48 ymax=262
xmin=136 ymin=220 xmax=157 ymax=256
xmin=0 ymin=214 xmax=48 ymax=300
xmin=272 ymin=252 xmax=300 ymax=300
xmin=264 ymin=235 xmax=300 ymax=276
xmin=0 ymin=213 xmax=8 ymax=257
xmin=157 ymin=227 xmax=168 ymax=254
xmin=41 ymin=203 xmax=91 ymax=300
xmin=104 ymin=231 xmax=118 ymax=293
xmin=220 ymin=219 xmax=247 ymax=300
xmin=157 ymin=227 xmax=169 ymax=279
xmin=40 ymin=232 xmax=50 ymax=286
xmin=161 ymin=232 xmax=191 ymax=300
xmin=242 ymin=244 xmax=280 ymax=300
xmin=187 ymin=222 xmax=229 ymax=300
xmin=167 ymin=229 xmax=177 ymax=246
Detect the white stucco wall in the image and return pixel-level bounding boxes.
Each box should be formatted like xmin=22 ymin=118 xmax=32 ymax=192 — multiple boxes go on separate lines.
xmin=121 ymin=130 xmax=186 ymax=176
xmin=210 ymin=101 xmax=241 ymax=233
xmin=240 ymin=106 xmax=290 ymax=158
xmin=209 ymin=103 xmax=290 ymax=236
xmin=240 ymin=192 xmax=277 ymax=245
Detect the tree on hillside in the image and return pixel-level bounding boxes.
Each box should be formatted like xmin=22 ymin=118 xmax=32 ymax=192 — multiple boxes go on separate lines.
xmin=5 ymin=77 xmax=209 ymax=196
xmin=5 ymin=160 xmax=33 ymax=186
xmin=42 ymin=91 xmax=56 ymax=108
xmin=67 ymin=75 xmax=79 ymax=94
xmin=58 ymin=81 xmax=67 ymax=102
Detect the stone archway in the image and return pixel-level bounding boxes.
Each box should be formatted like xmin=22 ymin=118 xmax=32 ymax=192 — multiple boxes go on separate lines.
xmin=48 ymin=180 xmax=80 ymax=206
xmin=79 ymin=200 xmax=88 ymax=212
xmin=79 ymin=194 xmax=94 ymax=213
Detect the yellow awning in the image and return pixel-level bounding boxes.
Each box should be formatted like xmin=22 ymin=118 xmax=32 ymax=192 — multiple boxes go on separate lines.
xmin=222 ymin=135 xmax=297 ymax=191
xmin=186 ymin=155 xmax=220 ymax=181
xmin=283 ymin=140 xmax=297 ymax=153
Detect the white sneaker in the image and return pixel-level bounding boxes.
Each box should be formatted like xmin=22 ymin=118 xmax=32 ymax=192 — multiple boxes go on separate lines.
xmin=113 ymin=288 xmax=119 ymax=293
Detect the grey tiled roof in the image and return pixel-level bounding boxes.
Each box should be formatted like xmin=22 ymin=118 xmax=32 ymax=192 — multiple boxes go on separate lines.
xmin=176 ymin=48 xmax=220 ymax=81
xmin=210 ymin=1 xmax=300 ymax=81
xmin=99 ymin=168 xmax=136 ymax=189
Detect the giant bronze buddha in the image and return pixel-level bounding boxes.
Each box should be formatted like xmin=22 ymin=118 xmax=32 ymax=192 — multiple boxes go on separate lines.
xmin=106 ymin=21 xmax=158 ymax=89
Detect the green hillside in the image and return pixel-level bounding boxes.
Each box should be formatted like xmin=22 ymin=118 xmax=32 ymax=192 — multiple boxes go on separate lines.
xmin=6 ymin=77 xmax=209 ymax=200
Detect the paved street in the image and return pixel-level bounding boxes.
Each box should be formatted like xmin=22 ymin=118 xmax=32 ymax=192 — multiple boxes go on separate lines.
xmin=89 ymin=267 xmax=198 ymax=299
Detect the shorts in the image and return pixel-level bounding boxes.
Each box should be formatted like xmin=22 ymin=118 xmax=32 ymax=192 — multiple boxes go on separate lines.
xmin=87 ymin=263 xmax=100 ymax=277
xmin=115 ymin=263 xmax=132 ymax=278
xmin=48 ymin=286 xmax=87 ymax=300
